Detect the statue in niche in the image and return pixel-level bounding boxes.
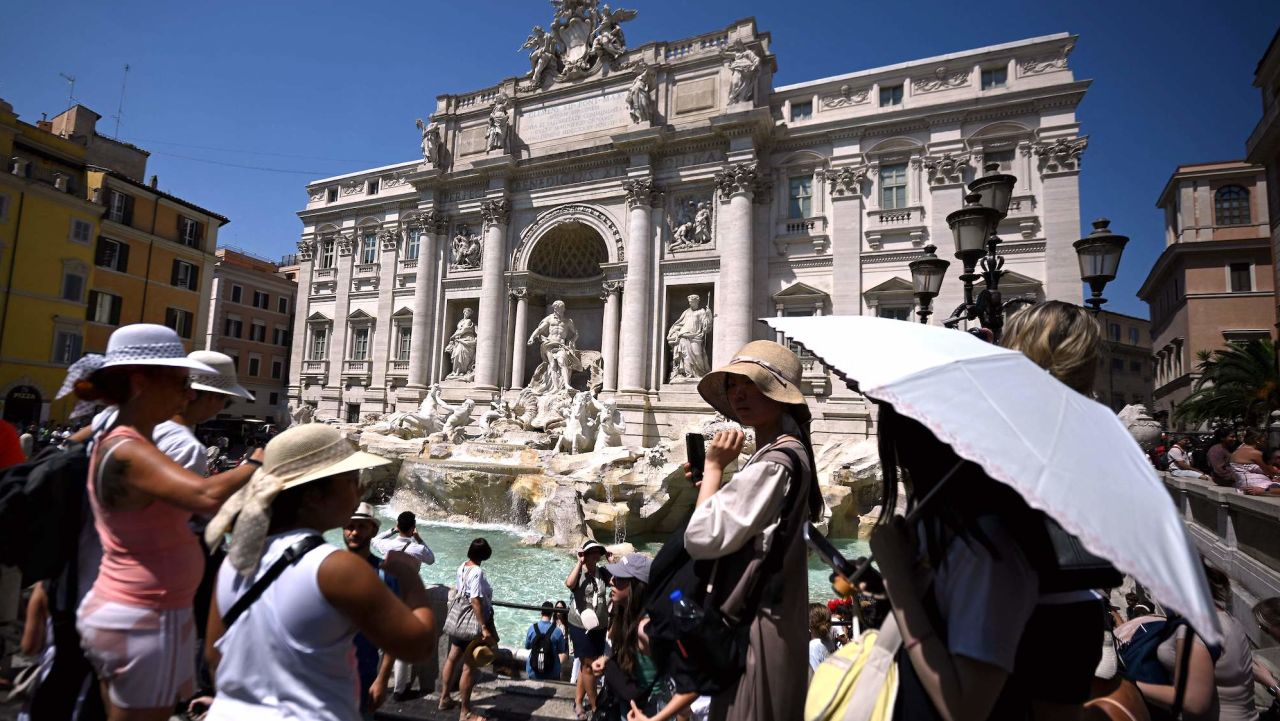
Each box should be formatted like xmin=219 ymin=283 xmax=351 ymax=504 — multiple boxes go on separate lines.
xmin=666 ymin=198 xmax=713 ymax=251
xmin=451 ymin=224 xmax=482 ymax=269
xmin=667 ymin=294 xmax=712 ymax=382
xmin=415 ymin=118 xmax=441 ymax=167
xmin=486 ymin=93 xmax=512 ymax=153
xmin=724 ymin=39 xmax=761 ymax=104
xmin=526 ymin=300 xmax=583 ymax=395
xmin=445 ymin=308 xmax=478 ymax=380
xmin=626 ymin=63 xmax=655 ymax=124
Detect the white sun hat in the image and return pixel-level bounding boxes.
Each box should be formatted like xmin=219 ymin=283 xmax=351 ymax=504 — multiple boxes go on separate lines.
xmin=188 ymin=351 xmax=254 ymax=400
xmin=98 ymin=324 xmax=216 ymax=373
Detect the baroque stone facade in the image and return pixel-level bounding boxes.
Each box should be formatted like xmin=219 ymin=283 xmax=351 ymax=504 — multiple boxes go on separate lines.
xmin=289 ymin=12 xmax=1089 ymax=444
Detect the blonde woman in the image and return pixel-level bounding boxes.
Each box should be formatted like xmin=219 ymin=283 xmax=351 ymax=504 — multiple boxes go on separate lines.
xmin=1001 ymin=300 xmax=1102 ymax=395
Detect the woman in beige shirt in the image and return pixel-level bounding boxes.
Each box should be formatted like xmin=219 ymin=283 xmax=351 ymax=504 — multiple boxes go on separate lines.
xmin=683 ymin=340 xmax=822 ymax=721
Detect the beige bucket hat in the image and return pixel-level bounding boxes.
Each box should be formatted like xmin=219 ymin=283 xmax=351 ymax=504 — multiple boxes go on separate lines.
xmin=188 ymin=350 xmax=254 ymax=400
xmin=696 ymin=340 xmax=810 ymax=423
xmin=206 ymin=424 xmax=391 ymax=574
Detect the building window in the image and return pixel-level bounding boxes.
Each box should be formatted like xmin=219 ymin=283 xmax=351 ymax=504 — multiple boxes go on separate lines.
xmin=880 ymin=163 xmax=908 ymax=209
xmin=981 ymin=66 xmax=1007 ymax=90
xmin=367 ymin=179 xmax=380 ymax=195
xmin=248 ymin=356 xmax=261 ymax=377
xmin=87 ymin=291 xmax=123 ymax=325
xmin=94 ymin=237 xmax=129 ymax=272
xmin=165 ymin=308 xmax=194 ymax=339
xmin=53 ymin=330 xmax=83 ymax=364
xmin=876 ymin=305 xmax=912 ymax=321
xmin=397 ymin=326 xmax=412 ymax=361
xmin=70 ymin=219 xmax=92 ymax=244
xmin=171 ymin=260 xmax=199 ymax=290
xmin=405 ymin=232 xmax=421 ymax=261
xmin=360 ymin=232 xmax=377 ymax=265
xmin=230 ymin=284 xmax=243 ymax=304
xmin=250 ymin=322 xmax=266 ymax=342
xmin=107 ymin=191 xmax=133 ymax=224
xmin=178 ymin=216 xmax=203 ymax=248
xmin=1129 ymin=360 xmax=1143 ymax=373
xmin=351 ymin=327 xmax=370 ymax=360
xmin=273 ymin=327 xmax=289 ymax=345
xmin=790 ymin=101 xmax=812 ymax=121
xmin=1108 ymin=322 xmax=1121 ymax=341
xmin=787 ymin=176 xmax=813 ymax=219
xmin=879 ymin=84 xmax=903 ymax=107
xmin=60 ymin=267 xmax=85 ymax=302
xmin=224 ymin=317 xmax=243 ymax=339
xmin=309 ymin=327 xmax=328 ymax=360
xmin=326 ymin=187 xmax=338 ymax=203
xmin=1129 ymin=327 xmax=1140 ymax=345
xmin=983 ymin=149 xmax=1015 ymax=172
xmin=1230 ymin=262 xmax=1252 ymax=292
xmin=253 ymin=291 xmax=269 ymax=309
xmin=277 ymin=296 xmax=289 ymax=314
xmin=1214 ymin=186 xmax=1250 ymax=226
xmin=269 ymin=392 xmax=279 ymax=406
xmin=271 ymin=359 xmax=283 ymax=379
xmin=319 ymin=240 xmax=335 ymax=269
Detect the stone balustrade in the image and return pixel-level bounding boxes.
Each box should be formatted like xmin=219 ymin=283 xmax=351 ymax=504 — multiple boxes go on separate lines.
xmin=1162 ymin=473 xmax=1280 ymax=647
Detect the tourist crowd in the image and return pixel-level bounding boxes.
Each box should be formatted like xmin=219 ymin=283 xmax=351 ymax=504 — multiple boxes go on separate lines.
xmin=5 ymin=306 xmax=1280 ymax=721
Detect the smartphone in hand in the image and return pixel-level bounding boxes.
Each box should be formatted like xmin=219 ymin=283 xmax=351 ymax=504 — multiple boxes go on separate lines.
xmin=804 ymin=522 xmax=857 ymax=579
xmin=685 ymin=433 xmax=706 ymax=485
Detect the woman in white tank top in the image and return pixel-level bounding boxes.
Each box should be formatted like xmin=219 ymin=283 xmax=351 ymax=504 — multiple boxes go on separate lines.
xmin=202 ymin=424 xmax=438 ymax=720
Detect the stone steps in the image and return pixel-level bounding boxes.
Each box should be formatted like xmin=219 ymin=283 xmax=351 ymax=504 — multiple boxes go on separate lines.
xmin=375 ymin=677 xmax=580 ymax=721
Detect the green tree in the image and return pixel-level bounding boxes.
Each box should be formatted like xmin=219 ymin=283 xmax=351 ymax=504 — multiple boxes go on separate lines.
xmin=1173 ymin=339 xmax=1279 ymax=428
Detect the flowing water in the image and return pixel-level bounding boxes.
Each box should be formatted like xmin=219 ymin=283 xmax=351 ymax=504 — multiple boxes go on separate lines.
xmin=325 ymin=506 xmax=870 ymax=644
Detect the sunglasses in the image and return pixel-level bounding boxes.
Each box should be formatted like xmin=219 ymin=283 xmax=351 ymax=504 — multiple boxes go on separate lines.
xmin=611 ymin=576 xmax=631 ymax=588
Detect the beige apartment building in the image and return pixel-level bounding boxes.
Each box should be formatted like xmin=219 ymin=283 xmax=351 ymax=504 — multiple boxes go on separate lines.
xmin=204 ymin=247 xmax=297 ymax=423
xmin=1246 ymin=30 xmax=1280 ymax=331
xmin=1093 ymin=309 xmax=1153 ymax=412
xmin=1138 ymin=160 xmax=1275 ymax=430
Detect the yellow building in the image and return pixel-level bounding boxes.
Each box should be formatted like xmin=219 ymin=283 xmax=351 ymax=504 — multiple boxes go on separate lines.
xmin=0 ymin=99 xmax=102 ymax=426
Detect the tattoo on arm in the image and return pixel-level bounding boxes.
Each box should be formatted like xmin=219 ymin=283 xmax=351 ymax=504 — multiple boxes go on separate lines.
xmin=98 ymin=446 xmax=132 ymax=510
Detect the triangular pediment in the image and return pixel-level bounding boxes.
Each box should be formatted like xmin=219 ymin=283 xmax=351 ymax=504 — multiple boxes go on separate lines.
xmin=392 ymin=306 xmax=414 ymax=318
xmin=864 ymin=276 xmax=914 ymax=295
xmin=347 ymin=309 xmax=374 ymax=321
xmin=773 ymin=281 xmax=827 ymax=300
xmin=975 ymin=271 xmax=1041 ymax=288
xmin=306 ymin=311 xmax=331 ymax=322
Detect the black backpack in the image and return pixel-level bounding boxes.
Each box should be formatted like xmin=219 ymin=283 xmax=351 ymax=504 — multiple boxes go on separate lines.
xmin=529 ymin=622 xmax=555 ymax=677
xmin=0 ymin=441 xmax=90 ymax=584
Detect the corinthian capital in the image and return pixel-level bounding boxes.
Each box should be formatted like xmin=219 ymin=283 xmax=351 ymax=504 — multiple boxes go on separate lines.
xmin=714 ymin=163 xmax=758 ymax=201
xmin=421 ymin=208 xmax=450 ymax=235
xmin=296 ymin=239 xmax=315 ymax=261
xmin=622 ymin=178 xmax=658 ymax=209
xmin=480 ymin=198 xmax=511 ymax=228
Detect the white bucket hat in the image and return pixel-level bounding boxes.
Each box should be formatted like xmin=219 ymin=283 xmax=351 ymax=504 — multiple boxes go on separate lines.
xmin=188 ymin=351 xmax=254 ymax=400
xmin=206 ymin=424 xmax=392 ymax=575
xmin=98 ymin=324 xmax=216 ymax=373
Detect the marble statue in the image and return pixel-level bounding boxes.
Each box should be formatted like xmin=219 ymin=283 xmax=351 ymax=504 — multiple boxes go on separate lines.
xmin=667 ymin=294 xmax=712 ymax=381
xmin=626 ymin=63 xmax=655 ymax=124
xmin=481 ymin=398 xmax=514 ymax=429
xmin=526 ymin=300 xmax=584 ymax=395
xmin=415 ymin=118 xmax=441 ymax=166
xmin=441 ymin=398 xmax=476 ymax=443
xmin=387 ymin=384 xmax=451 ymax=437
xmin=445 ymin=308 xmax=478 ymax=380
xmin=486 ymin=93 xmax=512 ymax=152
xmin=724 ymin=40 xmax=761 ymax=104
xmin=589 ymin=5 xmax=632 ymax=61
xmin=589 ymin=397 xmax=625 ymax=451
xmin=693 ymin=201 xmax=712 ymax=244
xmin=520 ymin=26 xmax=558 ymax=88
xmin=451 ymin=225 xmax=482 ymax=269
xmin=287 ymin=401 xmax=315 ymax=427
xmin=667 ymin=198 xmax=712 ymax=251
xmin=521 ymin=0 xmax=638 ymax=87
xmin=559 ymin=390 xmax=597 ymax=454
xmin=1119 ymin=404 xmax=1162 ymax=449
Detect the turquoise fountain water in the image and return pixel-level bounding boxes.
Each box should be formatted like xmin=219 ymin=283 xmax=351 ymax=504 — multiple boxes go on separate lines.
xmin=325 ymin=506 xmax=869 ymax=644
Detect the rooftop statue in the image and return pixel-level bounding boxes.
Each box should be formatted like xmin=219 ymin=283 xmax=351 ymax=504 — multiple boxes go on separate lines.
xmin=724 ymin=39 xmax=761 ymax=104
xmin=520 ymin=0 xmax=637 ymax=89
xmin=415 ymin=118 xmax=441 ymax=167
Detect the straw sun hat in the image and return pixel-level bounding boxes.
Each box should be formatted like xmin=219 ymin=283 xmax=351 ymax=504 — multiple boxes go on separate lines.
xmin=206 ymin=424 xmax=391 ymax=575
xmin=696 ymin=340 xmax=810 ymax=423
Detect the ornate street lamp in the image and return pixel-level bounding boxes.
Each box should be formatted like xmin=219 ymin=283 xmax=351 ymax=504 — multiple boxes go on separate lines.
xmin=909 ymin=244 xmax=949 ymax=323
xmin=1073 ymin=218 xmax=1129 ymax=312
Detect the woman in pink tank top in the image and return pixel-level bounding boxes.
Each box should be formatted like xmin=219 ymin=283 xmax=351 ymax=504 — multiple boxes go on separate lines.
xmin=73 ymin=324 xmax=260 ymax=721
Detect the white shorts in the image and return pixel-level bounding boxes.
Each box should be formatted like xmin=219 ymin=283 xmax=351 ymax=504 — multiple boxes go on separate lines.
xmin=76 ymin=590 xmax=195 ymax=709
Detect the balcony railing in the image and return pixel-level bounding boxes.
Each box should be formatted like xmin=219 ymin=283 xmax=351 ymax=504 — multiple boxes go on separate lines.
xmin=342 ymin=359 xmax=371 ymax=376
xmin=314 ymin=268 xmax=336 ymax=279
xmin=301 ymin=360 xmax=328 ymax=376
xmin=354 ymin=263 xmax=379 ymax=276
xmin=388 ymin=360 xmax=410 ymax=376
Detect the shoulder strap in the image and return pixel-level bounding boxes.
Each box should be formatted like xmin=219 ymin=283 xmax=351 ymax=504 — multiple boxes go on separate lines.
xmin=733 ymin=445 xmax=808 ymax=618
xmin=222 ymin=535 xmax=326 ymax=630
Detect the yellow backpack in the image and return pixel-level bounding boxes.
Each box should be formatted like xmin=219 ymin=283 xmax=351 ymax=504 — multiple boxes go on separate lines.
xmin=804 ymin=623 xmax=901 ymax=721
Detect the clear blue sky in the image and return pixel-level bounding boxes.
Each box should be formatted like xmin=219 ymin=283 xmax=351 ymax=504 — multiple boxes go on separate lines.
xmin=2 ymin=0 xmax=1276 ymax=318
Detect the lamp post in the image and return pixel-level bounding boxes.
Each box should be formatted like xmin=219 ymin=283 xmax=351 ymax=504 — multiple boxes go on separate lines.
xmin=909 ymin=244 xmax=950 ymax=323
xmin=1073 ymin=218 xmax=1129 ymax=313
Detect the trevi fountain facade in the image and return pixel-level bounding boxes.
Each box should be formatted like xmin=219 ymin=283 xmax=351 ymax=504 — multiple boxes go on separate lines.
xmin=286 ymin=4 xmax=1091 ymax=544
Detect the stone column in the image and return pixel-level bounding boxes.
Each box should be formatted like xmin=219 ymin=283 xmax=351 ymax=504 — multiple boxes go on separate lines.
xmin=474 ymin=198 xmax=510 ymax=390
xmin=600 ymin=280 xmax=623 ymax=392
xmin=617 ymin=179 xmax=657 ymax=393
xmin=509 ymin=288 xmax=529 ymax=389
xmin=1035 ymin=140 xmax=1086 ymax=303
xmin=369 ymin=226 xmax=400 ymax=406
xmin=330 ymin=232 xmax=355 ymax=382
xmin=408 ymin=210 xmax=446 ymax=390
xmin=288 ymin=238 xmax=316 ymax=397
xmin=712 ymin=163 xmax=757 ymax=368
xmin=826 ymin=167 xmax=865 ymax=316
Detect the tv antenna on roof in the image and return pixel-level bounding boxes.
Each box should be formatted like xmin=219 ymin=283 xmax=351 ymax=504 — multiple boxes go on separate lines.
xmin=112 ymin=64 xmax=130 ymax=139
xmin=58 ymin=72 xmax=76 ymax=110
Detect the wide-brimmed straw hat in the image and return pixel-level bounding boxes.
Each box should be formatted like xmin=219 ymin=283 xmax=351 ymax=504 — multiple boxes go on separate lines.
xmin=205 ymin=424 xmax=392 ymax=575
xmin=188 ymin=351 xmax=254 ymax=400
xmin=464 ymin=637 xmax=497 ymax=669
xmin=97 ymin=324 xmax=216 ymax=373
xmin=696 ymin=340 xmax=810 ymax=423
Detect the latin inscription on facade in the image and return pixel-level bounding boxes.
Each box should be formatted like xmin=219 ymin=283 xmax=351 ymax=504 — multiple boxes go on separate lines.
xmin=518 ymin=91 xmax=629 ymax=143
